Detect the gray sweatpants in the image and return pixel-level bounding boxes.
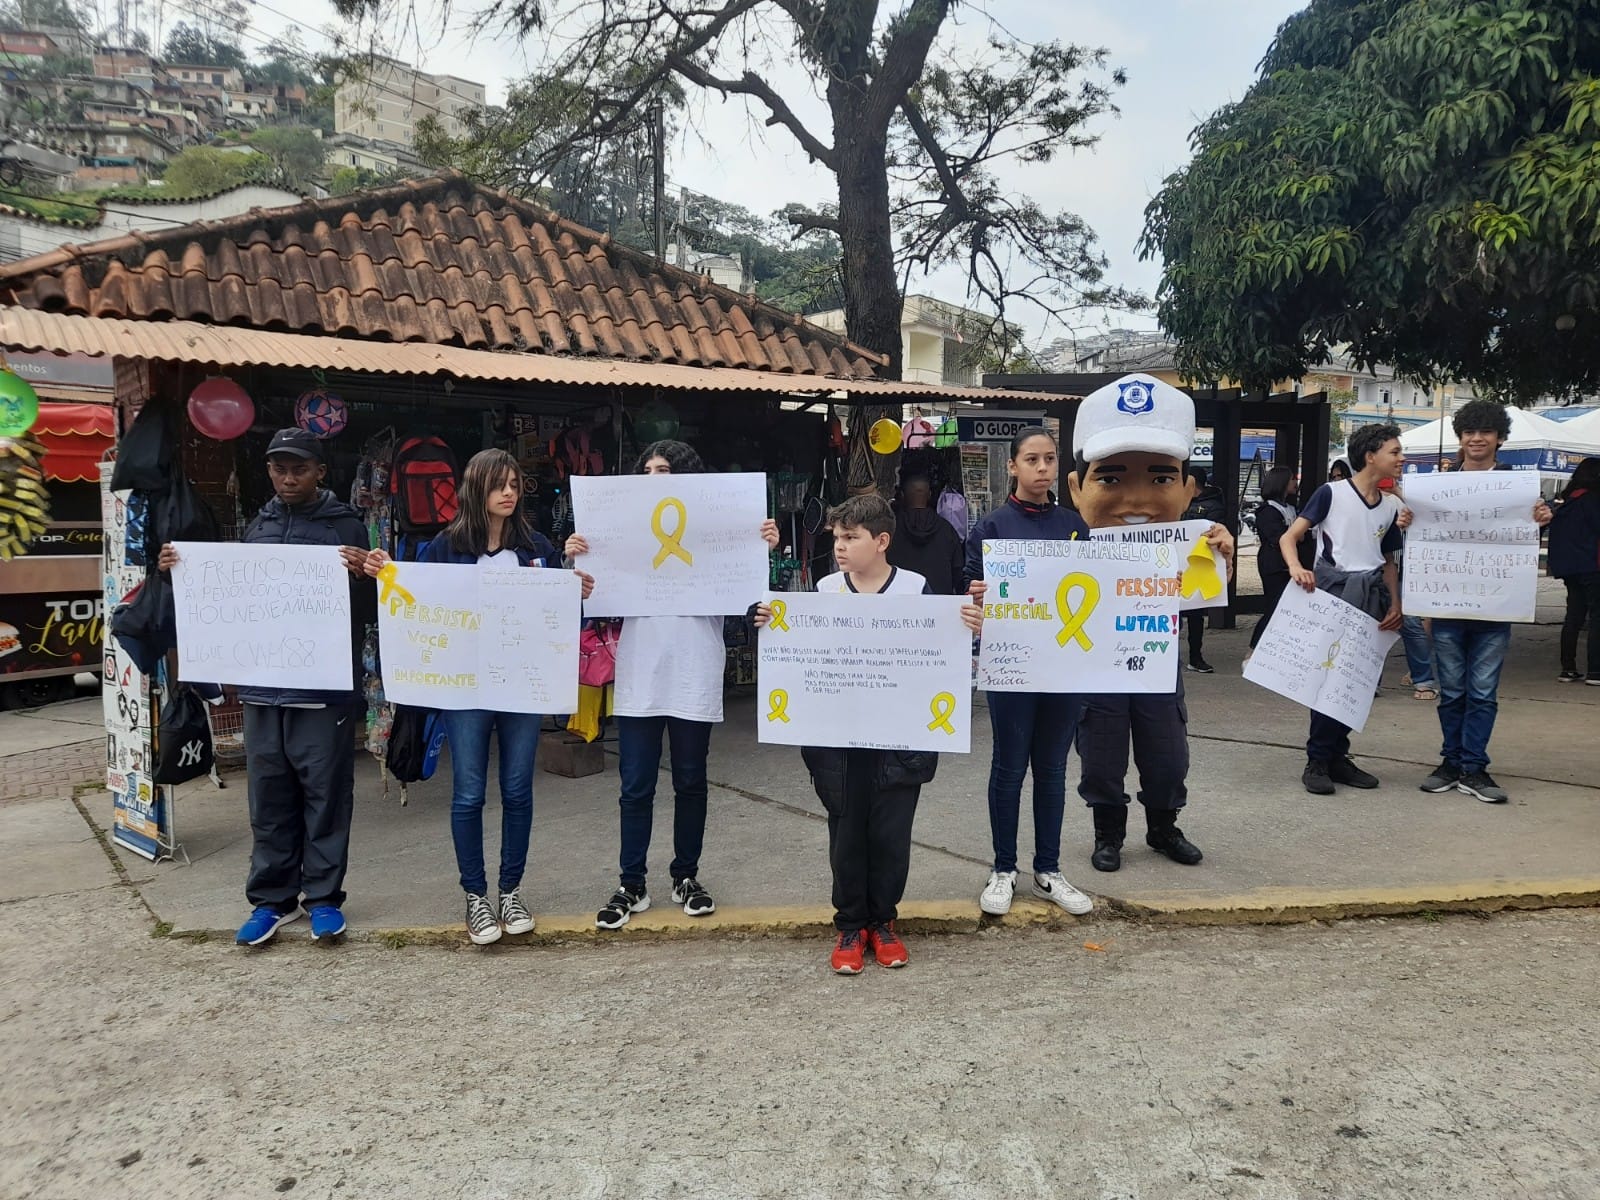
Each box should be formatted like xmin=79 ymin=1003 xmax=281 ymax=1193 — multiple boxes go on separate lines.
xmin=243 ymin=703 xmax=356 ymax=913
xmin=1075 ymin=676 xmax=1189 ymax=811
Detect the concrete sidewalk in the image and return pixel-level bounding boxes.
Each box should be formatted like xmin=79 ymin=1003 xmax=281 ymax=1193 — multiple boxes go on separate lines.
xmin=94 ymin=605 xmax=1600 ymax=941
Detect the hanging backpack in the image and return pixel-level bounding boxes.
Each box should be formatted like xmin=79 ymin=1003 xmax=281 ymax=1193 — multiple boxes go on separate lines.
xmin=578 ymin=619 xmax=621 ymax=688
xmin=936 ymin=487 xmax=969 ymax=536
xmin=109 ymin=402 xmax=174 ymax=493
xmin=152 ymin=686 xmax=215 ymax=785
xmin=386 ymin=704 xmax=446 ymax=785
xmin=147 ymin=475 xmax=219 ymax=559
xmin=390 ymin=436 xmax=459 ymax=532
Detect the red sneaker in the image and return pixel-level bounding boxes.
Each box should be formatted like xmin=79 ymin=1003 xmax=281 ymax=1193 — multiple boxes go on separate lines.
xmin=867 ymin=922 xmax=909 ymax=968
xmin=830 ymin=929 xmax=867 ymax=974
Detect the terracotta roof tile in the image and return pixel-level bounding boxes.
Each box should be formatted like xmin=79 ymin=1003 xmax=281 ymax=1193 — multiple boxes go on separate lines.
xmin=0 ymin=174 xmax=883 ymax=378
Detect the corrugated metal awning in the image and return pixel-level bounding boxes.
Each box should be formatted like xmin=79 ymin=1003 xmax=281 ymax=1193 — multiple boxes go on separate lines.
xmin=0 ymin=308 xmax=1075 ymax=404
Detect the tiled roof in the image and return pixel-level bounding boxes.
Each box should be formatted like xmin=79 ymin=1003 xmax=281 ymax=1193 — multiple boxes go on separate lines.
xmin=0 ymin=173 xmax=884 ymax=379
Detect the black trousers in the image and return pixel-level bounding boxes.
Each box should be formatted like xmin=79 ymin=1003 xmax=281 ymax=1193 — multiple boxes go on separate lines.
xmin=1561 ymin=573 xmax=1600 ymax=677
xmin=244 ymin=703 xmax=357 ymax=913
xmin=1076 ymin=682 xmax=1189 ymax=811
xmin=1184 ymin=609 xmax=1205 ymax=660
xmin=825 ymin=750 xmax=920 ymax=931
xmin=1250 ymin=570 xmax=1291 ymax=649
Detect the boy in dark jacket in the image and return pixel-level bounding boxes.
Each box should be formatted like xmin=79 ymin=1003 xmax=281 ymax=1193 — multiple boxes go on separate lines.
xmin=160 ymin=428 xmax=375 ymax=945
xmin=756 ymin=494 xmax=981 ymax=974
xmin=887 ymin=474 xmax=965 ymax=594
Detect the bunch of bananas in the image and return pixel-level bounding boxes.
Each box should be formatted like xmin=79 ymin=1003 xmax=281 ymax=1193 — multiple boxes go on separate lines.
xmin=0 ymin=433 xmax=51 ymax=560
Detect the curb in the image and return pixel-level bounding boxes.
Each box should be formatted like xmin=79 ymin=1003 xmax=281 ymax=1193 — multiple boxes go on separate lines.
xmin=162 ymin=879 xmax=1600 ymax=948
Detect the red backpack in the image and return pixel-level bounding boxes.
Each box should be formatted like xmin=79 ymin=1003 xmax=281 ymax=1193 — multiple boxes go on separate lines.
xmin=390 ymin=435 xmax=460 ymax=532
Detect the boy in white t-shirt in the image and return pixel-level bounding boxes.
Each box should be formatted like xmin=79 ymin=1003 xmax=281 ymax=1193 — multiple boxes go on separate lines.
xmin=1279 ymin=423 xmax=1412 ymax=794
xmin=757 ymin=494 xmax=981 ymax=974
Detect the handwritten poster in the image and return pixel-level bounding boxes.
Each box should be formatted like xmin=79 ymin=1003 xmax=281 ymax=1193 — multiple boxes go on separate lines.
xmin=573 ymin=473 xmax=769 ymax=617
xmin=1400 ymin=472 xmax=1541 ymax=622
xmin=1091 ymin=520 xmax=1228 ymax=610
xmin=978 ymin=539 xmax=1181 ymax=693
xmin=1244 ymin=585 xmax=1398 ymax=730
xmin=170 ymin=543 xmax=353 ymax=691
xmin=757 ymin=592 xmax=972 ymax=753
xmin=377 ymin=562 xmax=580 ymax=713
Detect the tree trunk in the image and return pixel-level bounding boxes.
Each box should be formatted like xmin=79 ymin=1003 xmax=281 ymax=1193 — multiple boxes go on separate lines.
xmin=834 ymin=123 xmax=903 ymax=496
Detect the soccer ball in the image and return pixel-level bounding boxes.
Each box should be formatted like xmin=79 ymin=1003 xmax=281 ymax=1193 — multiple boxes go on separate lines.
xmin=295 ymin=389 xmax=348 ymax=439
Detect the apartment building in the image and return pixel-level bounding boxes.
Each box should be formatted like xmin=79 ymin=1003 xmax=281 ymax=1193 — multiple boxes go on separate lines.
xmin=334 ymin=59 xmax=484 ymax=146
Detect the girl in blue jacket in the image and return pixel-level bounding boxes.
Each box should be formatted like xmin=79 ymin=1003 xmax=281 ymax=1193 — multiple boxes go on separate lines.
xmin=964 ymin=427 xmax=1095 ymax=920
xmin=367 ymin=448 xmax=593 ymax=945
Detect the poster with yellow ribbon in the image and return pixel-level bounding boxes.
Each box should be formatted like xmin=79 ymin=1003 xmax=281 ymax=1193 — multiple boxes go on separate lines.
xmin=977 ymin=539 xmax=1181 ymax=693
xmin=1090 ymin=519 xmax=1227 ymax=611
xmin=572 ymin=473 xmax=770 ymax=617
xmin=757 ymin=592 xmax=972 ymax=752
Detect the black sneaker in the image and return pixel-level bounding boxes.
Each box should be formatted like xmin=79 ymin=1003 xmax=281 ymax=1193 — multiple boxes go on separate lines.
xmin=1419 ymin=761 xmax=1463 ymax=794
xmin=1186 ymin=659 xmax=1215 ymax=674
xmin=1329 ymin=756 xmax=1379 ymax=789
xmin=595 ymin=885 xmax=650 ymax=930
xmin=670 ymin=877 xmax=716 ymax=917
xmin=1090 ymin=838 xmax=1122 ymax=872
xmin=1146 ymin=825 xmax=1203 ymax=865
xmin=1457 ymin=770 xmax=1509 ymax=804
xmin=1302 ymin=759 xmax=1335 ymax=795
xmin=1558 ymin=670 xmax=1583 ymax=683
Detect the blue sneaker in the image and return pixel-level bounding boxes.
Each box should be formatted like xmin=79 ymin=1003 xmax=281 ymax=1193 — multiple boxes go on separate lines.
xmin=307 ymin=905 xmax=347 ymax=941
xmin=236 ymin=906 xmax=300 ymax=946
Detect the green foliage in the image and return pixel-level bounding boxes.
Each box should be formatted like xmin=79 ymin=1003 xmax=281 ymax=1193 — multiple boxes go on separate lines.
xmin=162 ymin=20 xmax=249 ymax=70
xmin=161 ymin=145 xmax=272 ymax=196
xmin=246 ymin=125 xmax=324 ymax=191
xmin=0 ymin=0 xmax=87 ymax=30
xmin=329 ymin=165 xmax=396 ymax=195
xmin=1143 ymin=0 xmax=1600 ymax=401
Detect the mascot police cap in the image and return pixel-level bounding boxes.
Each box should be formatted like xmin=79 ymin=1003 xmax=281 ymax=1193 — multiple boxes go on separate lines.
xmin=1071 ymin=372 xmax=1196 ymax=464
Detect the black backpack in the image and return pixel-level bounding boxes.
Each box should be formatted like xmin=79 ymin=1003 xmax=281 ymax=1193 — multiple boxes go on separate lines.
xmin=153 ymin=686 xmax=214 ymax=784
xmin=109 ymin=402 xmax=174 ymax=493
xmin=147 ymin=476 xmax=219 ymax=560
xmin=385 ymin=704 xmax=445 ymax=784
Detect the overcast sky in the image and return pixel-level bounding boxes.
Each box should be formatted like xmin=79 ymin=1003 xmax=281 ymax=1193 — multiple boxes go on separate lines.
xmin=218 ymin=0 xmax=1304 ymax=345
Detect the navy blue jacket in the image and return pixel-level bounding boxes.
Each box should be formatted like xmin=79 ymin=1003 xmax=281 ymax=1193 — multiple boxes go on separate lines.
xmin=235 ymin=489 xmax=375 ymax=707
xmin=1549 ymin=489 xmax=1600 ymax=579
xmin=963 ymin=496 xmax=1090 ymax=587
xmin=420 ymin=530 xmax=561 ymax=569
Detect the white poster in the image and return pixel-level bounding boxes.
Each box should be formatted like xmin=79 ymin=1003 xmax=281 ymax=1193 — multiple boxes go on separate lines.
xmin=170 ymin=542 xmax=353 ymax=691
xmin=1400 ymin=471 xmax=1542 ymax=622
xmin=377 ymin=562 xmax=580 ymax=714
xmin=978 ymin=539 xmax=1182 ymax=693
xmin=573 ymin=473 xmax=769 ymax=617
xmin=1244 ymin=584 xmax=1399 ymax=730
xmin=1091 ymin=519 xmax=1228 ymax=610
xmin=757 ymin=592 xmax=972 ymax=753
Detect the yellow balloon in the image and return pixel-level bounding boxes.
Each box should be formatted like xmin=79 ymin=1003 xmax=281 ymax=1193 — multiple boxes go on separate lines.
xmin=868 ymin=418 xmax=902 ymax=454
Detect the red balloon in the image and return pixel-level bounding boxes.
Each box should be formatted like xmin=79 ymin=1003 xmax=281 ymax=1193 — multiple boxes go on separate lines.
xmin=187 ymin=377 xmax=255 ymax=441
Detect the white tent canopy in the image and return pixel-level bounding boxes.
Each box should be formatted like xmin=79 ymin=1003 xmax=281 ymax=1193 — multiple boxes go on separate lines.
xmin=1549 ymin=408 xmax=1600 ymax=458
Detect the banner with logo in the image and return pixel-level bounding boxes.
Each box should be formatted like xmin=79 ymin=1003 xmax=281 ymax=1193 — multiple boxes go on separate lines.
xmin=572 ymin=473 xmax=769 ymax=617
xmin=757 ymin=592 xmax=972 ymax=753
xmin=978 ymin=539 xmax=1181 ymax=693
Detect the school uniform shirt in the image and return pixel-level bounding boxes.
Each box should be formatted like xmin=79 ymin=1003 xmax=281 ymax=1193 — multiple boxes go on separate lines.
xmin=1299 ymin=479 xmax=1403 ymax=571
xmin=816 ymin=567 xmax=931 ymax=595
xmin=613 ymin=616 xmax=726 ymax=723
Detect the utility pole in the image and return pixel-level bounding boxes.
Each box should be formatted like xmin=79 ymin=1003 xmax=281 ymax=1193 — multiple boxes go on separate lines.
xmin=676 ymin=186 xmax=688 ymax=268
xmin=651 ymin=99 xmax=665 ymax=262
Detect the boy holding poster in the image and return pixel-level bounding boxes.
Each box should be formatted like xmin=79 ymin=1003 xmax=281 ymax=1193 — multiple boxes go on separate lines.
xmin=1065 ymin=374 xmax=1233 ymax=873
xmin=756 ymin=494 xmax=982 ymax=974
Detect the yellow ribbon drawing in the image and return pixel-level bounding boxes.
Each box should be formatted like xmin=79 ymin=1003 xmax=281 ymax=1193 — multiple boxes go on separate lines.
xmin=650 ymin=497 xmax=693 ymax=568
xmin=376 ymin=561 xmax=415 ymax=614
xmin=1154 ymin=544 xmax=1173 ymax=569
xmin=1054 ymin=572 xmax=1098 ymax=650
xmin=1180 ymin=534 xmax=1223 ymax=602
xmin=927 ymin=692 xmax=957 ymax=735
xmin=766 ymin=689 xmax=791 ymax=723
xmin=767 ymin=599 xmax=791 ymax=631
xmin=1320 ymin=637 xmax=1342 ymax=670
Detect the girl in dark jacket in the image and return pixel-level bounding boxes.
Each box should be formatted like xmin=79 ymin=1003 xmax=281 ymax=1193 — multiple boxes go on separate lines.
xmin=366 ymin=449 xmax=593 ymax=945
xmin=1550 ymin=457 xmax=1600 ymax=683
xmin=964 ymin=427 xmax=1095 ymax=920
xmin=1249 ymin=466 xmax=1308 ymax=651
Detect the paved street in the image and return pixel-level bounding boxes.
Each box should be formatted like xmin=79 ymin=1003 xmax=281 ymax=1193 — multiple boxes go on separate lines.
xmin=3 ymin=865 xmax=1598 ymax=1199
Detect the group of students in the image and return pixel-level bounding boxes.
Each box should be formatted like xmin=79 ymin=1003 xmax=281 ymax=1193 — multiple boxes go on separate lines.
xmin=161 ymin=375 xmax=1574 ymax=972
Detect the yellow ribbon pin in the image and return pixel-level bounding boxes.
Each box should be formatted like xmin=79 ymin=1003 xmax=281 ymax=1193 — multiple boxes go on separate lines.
xmin=767 ymin=599 xmax=791 ymax=631
xmin=650 ymin=497 xmax=693 ymax=569
xmin=766 ymin=689 xmax=791 ymax=723
xmin=1180 ymin=534 xmax=1223 ymax=602
xmin=927 ymin=692 xmax=957 ymax=735
xmin=376 ymin=561 xmax=415 ymax=614
xmin=1055 ymin=572 xmax=1099 ymax=650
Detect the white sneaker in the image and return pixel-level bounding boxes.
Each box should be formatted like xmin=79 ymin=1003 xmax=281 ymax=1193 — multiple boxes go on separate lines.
xmin=1032 ymin=871 xmax=1094 ymax=915
xmin=979 ymin=869 xmax=1017 ymax=915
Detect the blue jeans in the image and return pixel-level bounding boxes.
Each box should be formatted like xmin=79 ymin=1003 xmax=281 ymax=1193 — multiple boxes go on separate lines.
xmin=617 ymin=715 xmax=712 ymax=891
xmin=1431 ymin=619 xmax=1510 ymax=774
xmin=441 ymin=709 xmax=540 ymax=896
xmin=987 ymin=691 xmax=1081 ymax=874
xmin=1400 ymin=615 xmax=1434 ymax=687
